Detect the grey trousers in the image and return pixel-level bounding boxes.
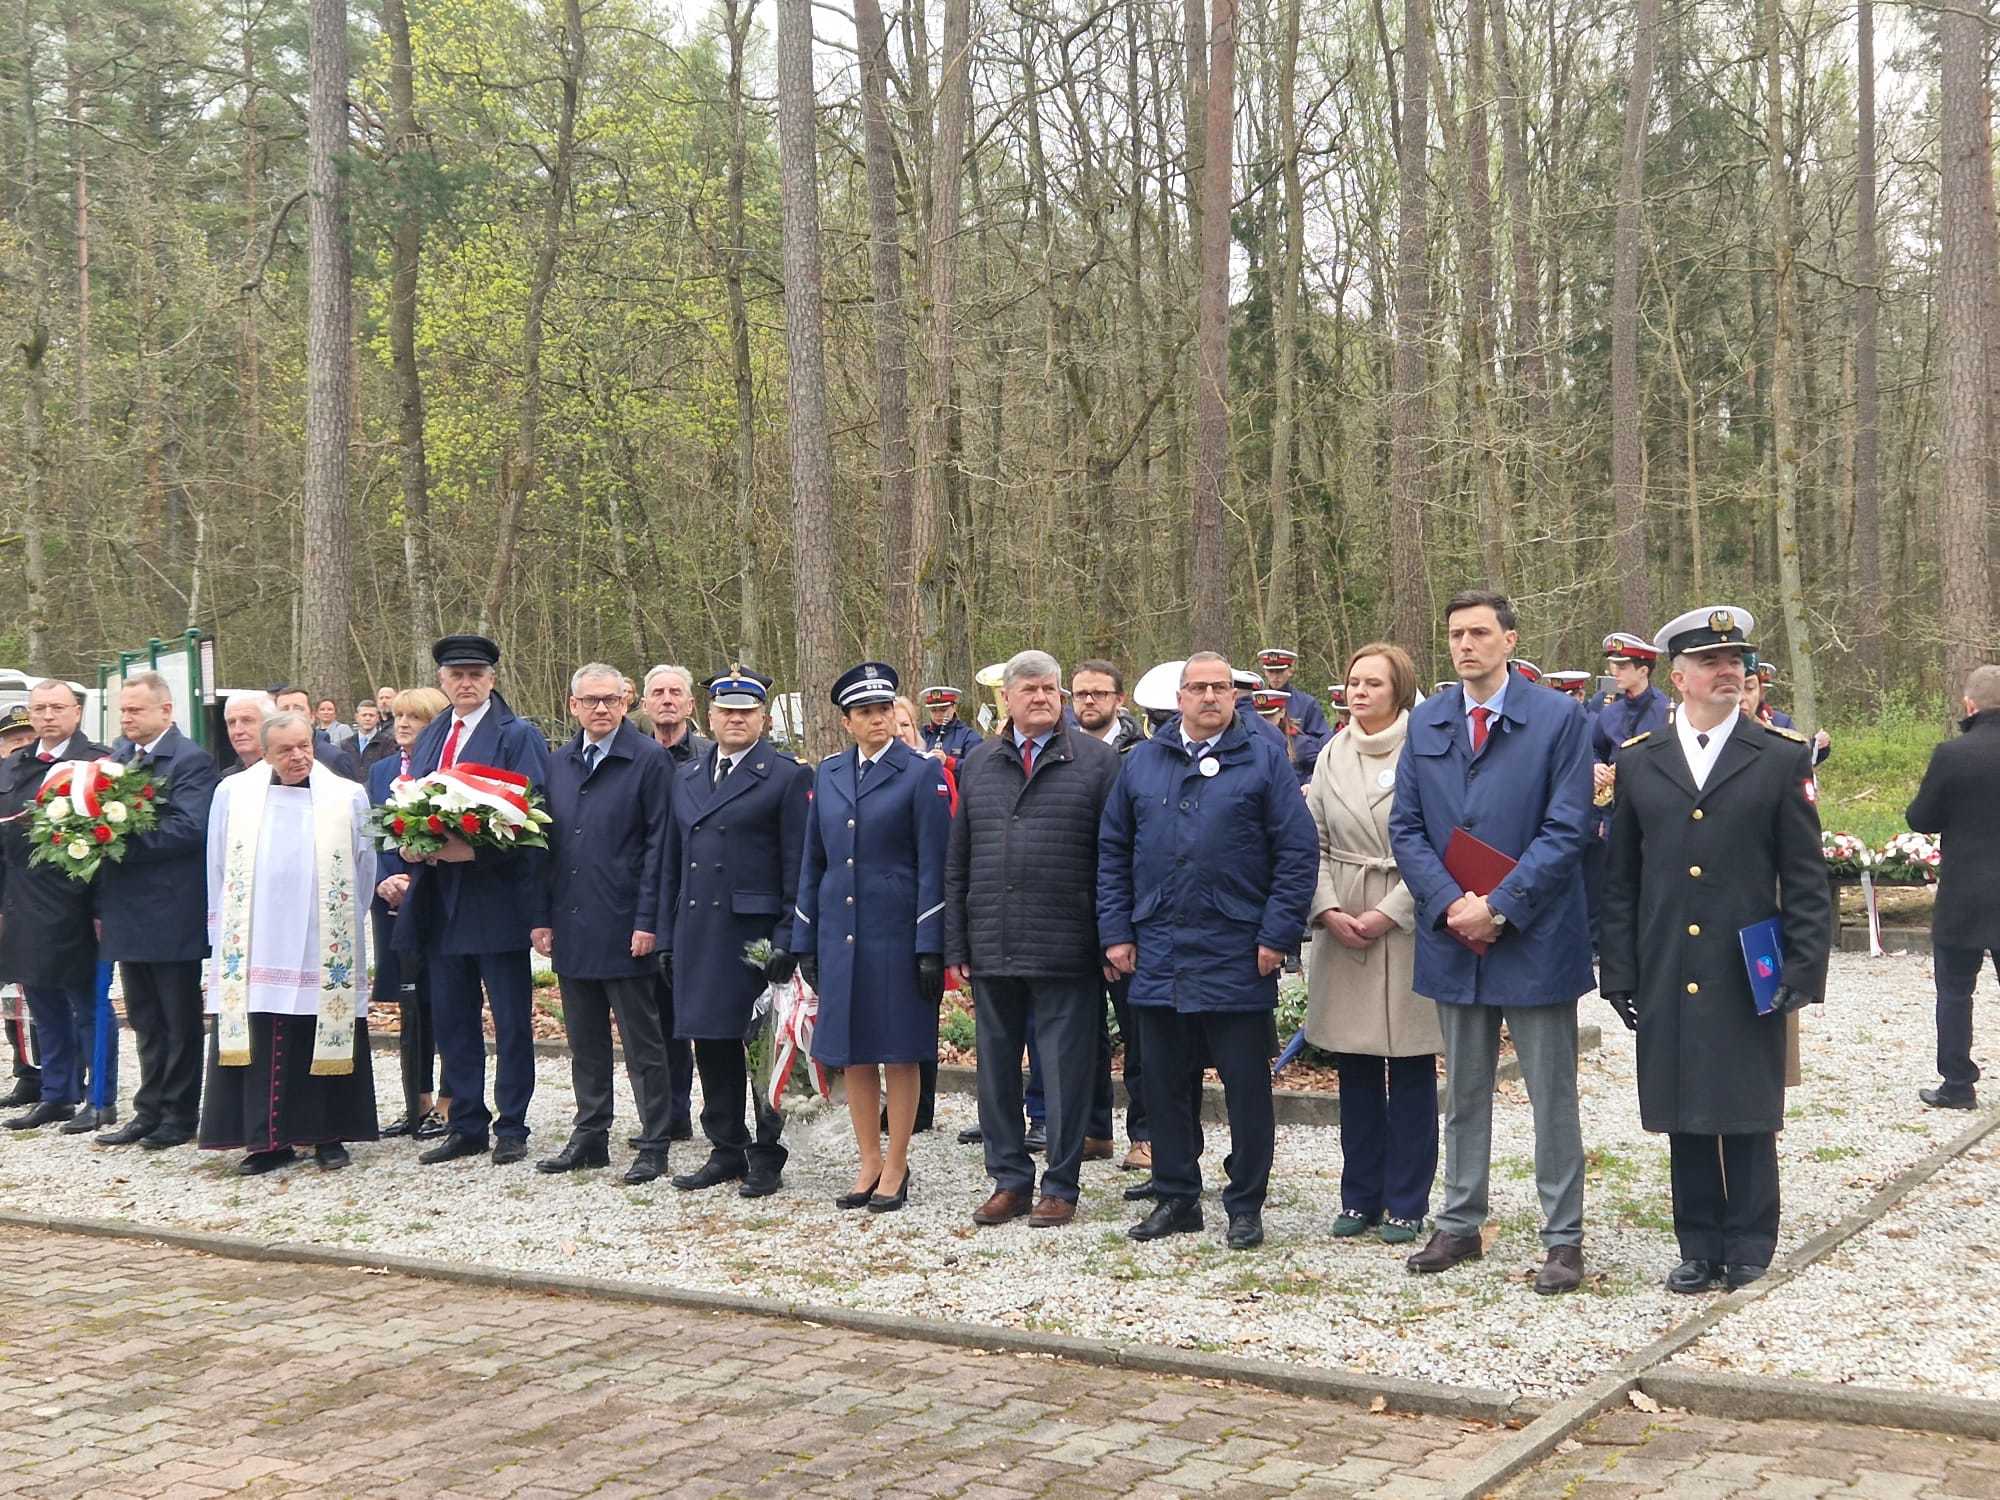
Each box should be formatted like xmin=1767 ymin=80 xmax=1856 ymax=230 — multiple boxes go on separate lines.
xmin=1435 ymin=1000 xmax=1584 ymax=1249
xmin=559 ymin=974 xmax=676 ymax=1152
xmin=975 ymin=974 xmax=1103 ymax=1202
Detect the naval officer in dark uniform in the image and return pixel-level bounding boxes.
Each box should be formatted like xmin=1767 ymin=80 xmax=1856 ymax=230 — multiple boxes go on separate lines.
xmin=664 ymin=669 xmax=812 ymax=1199
xmin=1585 ymin=633 xmax=1670 ymax=941
xmin=795 ymin=663 xmax=952 ymax=1213
xmin=1599 ymin=605 xmax=1832 ymax=1294
xmin=1256 ymin=648 xmax=1332 ymax=768
xmin=918 ymin=685 xmax=985 ymax=760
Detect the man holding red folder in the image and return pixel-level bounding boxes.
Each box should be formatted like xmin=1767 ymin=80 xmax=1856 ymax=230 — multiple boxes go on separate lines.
xmin=1599 ymin=606 xmax=1829 ymax=1294
xmin=1388 ymin=590 xmax=1596 ymax=1295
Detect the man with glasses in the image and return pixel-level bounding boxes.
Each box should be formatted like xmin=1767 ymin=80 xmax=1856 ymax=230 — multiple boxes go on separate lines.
xmin=1098 ymin=652 xmax=1317 ymax=1250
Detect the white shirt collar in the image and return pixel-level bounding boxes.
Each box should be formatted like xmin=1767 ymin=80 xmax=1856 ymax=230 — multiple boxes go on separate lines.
xmin=140 ymin=730 xmax=172 ymax=755
xmin=1092 ymin=721 xmax=1122 ymax=744
xmin=1465 ymin=678 xmax=1508 ymax=720
xmin=37 ymin=737 xmax=67 ymax=757
xmin=860 ymin=743 xmax=893 ymax=766
xmin=584 ymin=727 xmax=617 ymax=752
xmin=1181 ymin=727 xmax=1218 ymax=756
xmin=1675 ymin=706 xmax=1739 ymax=790
xmin=452 ymin=698 xmax=493 ymax=737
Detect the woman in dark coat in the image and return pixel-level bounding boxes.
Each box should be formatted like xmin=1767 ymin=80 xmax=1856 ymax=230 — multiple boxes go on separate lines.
xmin=894 ymin=694 xmax=958 ymax=1133
xmin=794 ymin=664 xmax=951 ymax=1211
xmin=368 ymin=686 xmax=449 ymax=1138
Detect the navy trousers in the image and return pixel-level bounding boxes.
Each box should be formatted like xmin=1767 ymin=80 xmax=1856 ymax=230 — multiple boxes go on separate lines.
xmin=1135 ymin=1006 xmax=1273 ymax=1218
xmin=1669 ymin=1131 xmax=1780 ymax=1268
xmin=428 ymin=950 xmax=536 ymax=1142
xmin=1331 ymin=1051 xmax=1438 ymax=1222
xmin=1932 ymin=943 xmax=1991 ymax=1091
xmin=650 ymin=968 xmax=696 ymax=1129
xmin=22 ymin=987 xmax=94 ymax=1107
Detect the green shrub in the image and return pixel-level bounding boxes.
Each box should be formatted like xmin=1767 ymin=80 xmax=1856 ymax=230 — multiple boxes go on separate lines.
xmin=940 ymin=1009 xmax=977 ymax=1052
xmin=1815 ymin=692 xmax=1951 ymax=845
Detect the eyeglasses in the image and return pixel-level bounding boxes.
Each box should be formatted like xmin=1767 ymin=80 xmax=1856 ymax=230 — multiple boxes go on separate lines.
xmin=574 ymin=695 xmax=623 ymax=711
xmin=1181 ymin=682 xmax=1233 ymax=697
xmin=1072 ymin=689 xmax=1118 ymax=701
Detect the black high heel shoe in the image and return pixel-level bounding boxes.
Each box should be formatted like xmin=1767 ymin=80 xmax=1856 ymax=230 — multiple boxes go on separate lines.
xmin=868 ymin=1170 xmax=911 ymax=1213
xmin=835 ymin=1176 xmax=881 ymax=1210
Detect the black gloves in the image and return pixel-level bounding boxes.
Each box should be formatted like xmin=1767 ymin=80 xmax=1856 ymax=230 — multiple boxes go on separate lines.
xmin=1604 ymin=992 xmax=1639 ymax=1032
xmin=918 ymin=953 xmax=945 ymax=1005
xmin=1772 ymin=984 xmax=1815 ymax=1016
xmin=764 ymin=947 xmax=798 ymax=984
xmin=798 ymin=953 xmax=818 ymax=990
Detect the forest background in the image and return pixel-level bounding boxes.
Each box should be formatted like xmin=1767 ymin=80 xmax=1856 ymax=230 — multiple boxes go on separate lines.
xmin=2 ymin=0 xmax=1997 ymax=767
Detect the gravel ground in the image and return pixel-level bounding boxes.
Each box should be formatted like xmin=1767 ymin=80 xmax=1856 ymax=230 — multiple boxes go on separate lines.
xmin=0 ymin=950 xmax=1990 ymax=1402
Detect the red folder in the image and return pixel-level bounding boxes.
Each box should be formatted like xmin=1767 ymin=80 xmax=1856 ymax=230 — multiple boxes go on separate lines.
xmin=1443 ymin=828 xmax=1517 ymax=957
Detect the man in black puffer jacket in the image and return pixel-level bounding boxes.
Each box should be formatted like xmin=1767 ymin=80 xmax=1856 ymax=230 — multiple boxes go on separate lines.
xmin=947 ymin=650 xmax=1122 ymax=1230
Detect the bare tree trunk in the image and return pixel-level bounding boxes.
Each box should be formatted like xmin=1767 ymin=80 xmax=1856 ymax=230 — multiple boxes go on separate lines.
xmin=853 ymin=0 xmax=915 ymax=663
xmin=1852 ymin=0 xmax=1882 ymax=686
xmin=775 ymin=0 xmax=839 ymax=756
xmin=239 ymin=9 xmax=262 ymax=514
xmin=1939 ymin=0 xmax=1995 ymax=693
xmin=382 ymin=0 xmax=435 ymax=675
xmin=482 ymin=0 xmax=582 ymax=636
xmin=1610 ymin=0 xmax=1659 ymax=630
xmin=64 ymin=5 xmax=91 ymax=536
xmin=1765 ymin=0 xmax=1815 ymax=728
xmin=1461 ymin=0 xmax=1507 ymax=586
xmin=725 ymin=0 xmax=762 ymax=665
xmin=1388 ymin=0 xmax=1431 ymax=662
xmin=15 ymin=0 xmax=50 ymax=668
xmin=301 ymin=0 xmax=353 ymax=699
xmin=1262 ymin=0 xmax=1302 ymax=645
xmin=1485 ymin=0 xmax=1543 ymax=419
xmin=1189 ymin=0 xmax=1235 ymax=651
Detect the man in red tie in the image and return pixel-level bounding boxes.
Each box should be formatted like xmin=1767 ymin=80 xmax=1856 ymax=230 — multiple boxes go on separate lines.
xmin=0 ymin=681 xmax=115 ymax=1131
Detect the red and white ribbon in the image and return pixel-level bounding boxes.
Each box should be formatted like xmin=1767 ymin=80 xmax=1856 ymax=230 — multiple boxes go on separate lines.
xmin=766 ymin=976 xmax=832 ymax=1112
xmin=39 ymin=757 xmax=125 ymax=818
xmin=433 ymin=762 xmax=532 ymax=819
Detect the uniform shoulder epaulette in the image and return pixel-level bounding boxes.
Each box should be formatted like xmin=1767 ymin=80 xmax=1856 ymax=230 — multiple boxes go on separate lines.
xmin=1764 ymin=721 xmax=1807 ymax=743
xmin=1621 ymin=731 xmax=1653 ymax=748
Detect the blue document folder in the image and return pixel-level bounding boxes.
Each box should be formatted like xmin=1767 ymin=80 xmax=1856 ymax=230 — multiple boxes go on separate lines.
xmin=1738 ymin=917 xmax=1784 ymax=1015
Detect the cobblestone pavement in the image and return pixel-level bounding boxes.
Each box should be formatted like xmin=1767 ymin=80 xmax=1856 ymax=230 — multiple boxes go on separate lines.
xmin=0 ymin=1224 xmax=1508 ymax=1499
xmin=1500 ymin=1406 xmax=2000 ymax=1499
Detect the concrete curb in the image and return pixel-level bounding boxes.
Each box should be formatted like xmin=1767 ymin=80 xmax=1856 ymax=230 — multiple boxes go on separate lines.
xmin=367 ymin=1025 xmax=1605 ymax=1129
xmin=1836 ymin=925 xmax=1929 ymax=953
xmin=1637 ymin=1368 xmax=2000 ymax=1441
xmin=1434 ymin=1104 xmax=2000 ymax=1499
xmin=0 ymin=1208 xmax=1532 ymax=1426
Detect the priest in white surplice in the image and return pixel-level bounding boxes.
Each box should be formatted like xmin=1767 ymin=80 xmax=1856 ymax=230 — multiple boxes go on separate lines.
xmin=199 ymin=711 xmax=379 ymax=1174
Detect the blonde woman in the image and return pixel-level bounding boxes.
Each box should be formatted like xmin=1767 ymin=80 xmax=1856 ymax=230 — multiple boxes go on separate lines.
xmin=1305 ymin=643 xmax=1440 ymax=1244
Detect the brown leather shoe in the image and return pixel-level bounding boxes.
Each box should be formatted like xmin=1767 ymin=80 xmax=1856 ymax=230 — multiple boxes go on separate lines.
xmin=1081 ymin=1137 xmax=1114 ymax=1163
xmin=1405 ymin=1229 xmax=1483 ymax=1275
xmin=1121 ymin=1141 xmax=1153 ymax=1172
xmin=1535 ymin=1244 xmax=1585 ymax=1296
xmin=972 ymin=1189 xmax=1031 ymax=1226
xmin=1028 ymin=1194 xmax=1076 ymax=1228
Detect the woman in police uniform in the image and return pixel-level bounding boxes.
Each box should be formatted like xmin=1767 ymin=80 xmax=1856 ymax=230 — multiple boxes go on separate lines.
xmin=794 ymin=663 xmax=951 ymax=1212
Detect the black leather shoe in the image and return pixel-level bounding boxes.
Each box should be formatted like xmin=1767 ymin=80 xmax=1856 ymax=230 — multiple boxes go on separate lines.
xmin=315 ymin=1144 xmax=351 ymax=1172
xmin=413 ymin=1110 xmax=449 ymax=1140
xmin=956 ymin=1124 xmax=983 ymax=1145
xmin=1226 ymin=1212 xmax=1265 ymax=1250
xmin=1920 ymin=1085 xmax=1978 ymax=1110
xmin=1666 ymin=1258 xmax=1721 ymax=1294
xmin=1722 ymin=1262 xmax=1765 ymax=1289
xmin=536 ymin=1138 xmax=610 ymax=1173
xmin=5 ymin=1101 xmax=77 ymax=1130
xmin=740 ymin=1167 xmax=783 ymax=1199
xmin=491 ymin=1139 xmax=529 ymax=1166
xmin=379 ymin=1115 xmax=414 ymax=1138
xmin=0 ymin=1080 xmax=40 ymax=1108
xmin=673 ymin=1156 xmax=746 ymax=1191
xmin=835 ymin=1177 xmax=881 ymax=1210
xmin=139 ymin=1127 xmax=193 ymax=1150
xmin=1122 ymin=1176 xmax=1159 ymax=1202
xmin=417 ymin=1131 xmax=489 ymax=1164
xmin=238 ymin=1148 xmax=297 ymax=1176
xmin=1024 ymin=1123 xmax=1047 ymax=1154
xmin=1406 ymin=1229 xmax=1484 ymax=1275
xmin=96 ymin=1119 xmax=159 ymax=1147
xmin=61 ymin=1106 xmax=114 ymax=1135
xmin=1128 ymin=1199 xmax=1203 ymax=1241
xmin=620 ymin=1150 xmax=668 ymax=1185
xmin=867 ymin=1171 xmax=911 ymax=1213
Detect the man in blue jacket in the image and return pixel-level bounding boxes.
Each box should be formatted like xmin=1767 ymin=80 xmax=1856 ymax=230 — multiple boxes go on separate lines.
xmin=1098 ymin=651 xmax=1318 ymax=1251
xmin=1389 ymin=589 xmax=1595 ymax=1294
xmin=531 ymin=663 xmax=677 ymax=1184
xmin=96 ymin=671 xmax=220 ymax=1150
xmin=389 ymin=635 xmax=550 ymax=1167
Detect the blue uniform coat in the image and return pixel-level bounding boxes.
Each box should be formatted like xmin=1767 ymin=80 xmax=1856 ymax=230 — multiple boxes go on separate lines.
xmin=663 ymin=738 xmax=811 ymax=1039
xmin=1096 ymin=717 xmax=1318 ymax=1014
xmin=97 ymin=726 xmax=219 ymax=963
xmin=542 ymin=721 xmax=672 ymax=980
xmin=366 ymin=753 xmax=414 ymax=1000
xmin=393 ymin=690 xmax=551 ymax=956
xmin=1387 ymin=670 xmax=1596 ymax=1008
xmin=1286 ymin=687 xmax=1333 ymax=767
xmin=921 ymin=716 xmax=984 ymax=761
xmin=1590 ymin=685 xmax=1671 ymax=766
xmin=792 ymin=738 xmax=950 ymax=1067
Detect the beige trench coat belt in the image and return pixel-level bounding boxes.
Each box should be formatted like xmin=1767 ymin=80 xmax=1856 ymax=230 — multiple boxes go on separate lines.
xmin=1323 ymin=847 xmax=1398 ymax=875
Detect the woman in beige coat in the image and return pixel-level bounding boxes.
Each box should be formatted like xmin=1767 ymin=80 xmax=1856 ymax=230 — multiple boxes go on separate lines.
xmin=1305 ymin=643 xmax=1442 ymax=1244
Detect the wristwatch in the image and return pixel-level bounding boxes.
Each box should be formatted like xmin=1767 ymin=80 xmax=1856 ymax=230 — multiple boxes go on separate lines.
xmin=1490 ymin=909 xmax=1509 ymax=932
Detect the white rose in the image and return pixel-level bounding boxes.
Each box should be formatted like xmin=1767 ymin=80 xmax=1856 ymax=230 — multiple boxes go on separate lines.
xmin=104 ymin=802 xmax=128 ymax=824
xmin=66 ymin=840 xmax=90 ymax=860
xmin=97 ymin=759 xmax=127 ymax=780
xmin=46 ymin=795 xmax=72 ymax=822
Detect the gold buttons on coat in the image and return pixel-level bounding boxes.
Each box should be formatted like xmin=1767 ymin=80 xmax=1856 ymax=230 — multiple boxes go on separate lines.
xmin=1688 ymin=865 xmax=1702 ymax=877
xmin=1688 ymin=924 xmax=1701 ymax=936
xmin=1691 ymin=809 xmax=1704 ymax=821
xmin=1686 ymin=982 xmax=1700 ymax=994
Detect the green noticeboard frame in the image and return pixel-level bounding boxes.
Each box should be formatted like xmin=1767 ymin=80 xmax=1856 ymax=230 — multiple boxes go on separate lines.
xmin=96 ymin=629 xmax=216 ymax=751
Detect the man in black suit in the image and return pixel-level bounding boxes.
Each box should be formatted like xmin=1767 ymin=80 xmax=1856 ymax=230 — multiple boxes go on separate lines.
xmin=1905 ymin=662 xmax=2000 ymax=1110
xmin=96 ymin=670 xmax=220 ymax=1149
xmin=0 ymin=706 xmax=42 ymax=1109
xmin=1600 ymin=606 xmax=1832 ymax=1293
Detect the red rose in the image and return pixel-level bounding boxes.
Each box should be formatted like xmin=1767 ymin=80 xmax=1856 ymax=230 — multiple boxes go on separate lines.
xmin=425 ymin=815 xmax=444 ymax=833
xmin=36 ymin=787 xmax=49 ymax=804
xmin=50 ymin=830 xmax=63 ymax=845
xmin=139 ymin=784 xmax=156 ymax=801
xmin=93 ymin=825 xmax=113 ymax=844
xmin=391 ymin=817 xmax=406 ymax=835
xmin=459 ymin=813 xmax=482 ymax=835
